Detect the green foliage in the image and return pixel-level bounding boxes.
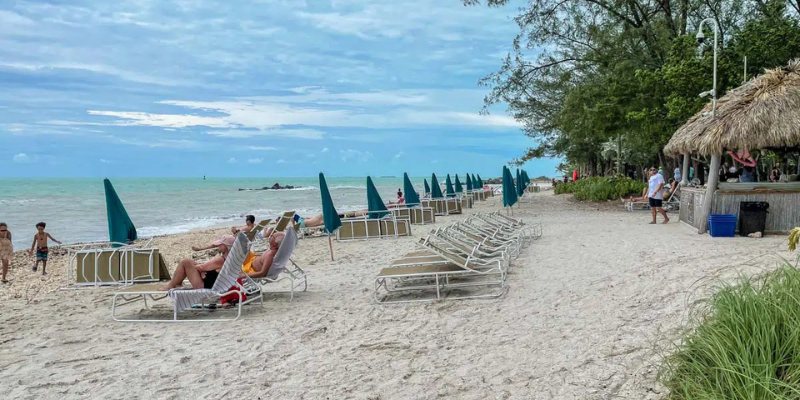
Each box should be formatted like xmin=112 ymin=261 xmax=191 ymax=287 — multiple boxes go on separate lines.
xmin=554 ymin=176 xmax=645 ymax=201
xmin=661 ymin=265 xmax=800 ymax=399
xmin=468 ymin=0 xmax=800 ymax=172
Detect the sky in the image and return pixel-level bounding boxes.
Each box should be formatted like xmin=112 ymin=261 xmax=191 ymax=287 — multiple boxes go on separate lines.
xmin=0 ymin=0 xmax=560 ymax=178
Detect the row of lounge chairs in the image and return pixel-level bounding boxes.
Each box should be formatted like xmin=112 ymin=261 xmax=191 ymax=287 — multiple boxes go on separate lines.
xmin=374 ymin=212 xmax=541 ymax=303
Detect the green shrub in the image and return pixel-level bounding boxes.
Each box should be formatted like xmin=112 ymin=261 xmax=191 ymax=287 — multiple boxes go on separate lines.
xmin=661 ymin=265 xmax=800 ymax=399
xmin=554 ymin=176 xmax=645 ymax=201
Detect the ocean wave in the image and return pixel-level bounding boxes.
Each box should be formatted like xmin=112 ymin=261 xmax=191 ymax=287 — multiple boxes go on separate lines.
xmin=137 ymin=215 xmax=240 ymax=238
xmin=330 ymin=185 xmax=364 ymax=190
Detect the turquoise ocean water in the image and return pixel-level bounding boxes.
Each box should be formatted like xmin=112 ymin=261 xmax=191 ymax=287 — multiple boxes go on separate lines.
xmin=0 ymin=177 xmax=418 ymax=249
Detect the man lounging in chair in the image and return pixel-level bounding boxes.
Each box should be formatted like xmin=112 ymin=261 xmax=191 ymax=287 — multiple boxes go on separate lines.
xmin=164 ymin=235 xmax=234 ymax=290
xmin=246 ymin=232 xmax=285 ymax=278
xmin=231 ymin=214 xmax=256 ymax=235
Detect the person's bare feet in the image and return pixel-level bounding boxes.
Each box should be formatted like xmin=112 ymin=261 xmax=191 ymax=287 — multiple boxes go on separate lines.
xmin=663 ymin=217 xmax=670 ymax=224
xmin=649 ymin=221 xmax=656 ymax=224
xmin=32 ymin=265 xmax=37 ymax=272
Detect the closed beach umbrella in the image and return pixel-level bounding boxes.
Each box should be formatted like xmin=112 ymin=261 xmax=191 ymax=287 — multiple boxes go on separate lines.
xmin=366 ymin=176 xmax=390 ymax=219
xmin=423 ymin=178 xmax=431 ymax=196
xmin=319 ymin=173 xmax=341 ymax=260
xmin=476 ymin=174 xmax=484 ymax=188
xmin=454 ymin=174 xmax=463 ymax=193
xmin=104 ymin=179 xmax=137 ymax=247
xmin=516 ymin=169 xmax=525 ymax=197
xmin=466 ymin=174 xmax=473 ymax=191
xmin=502 ymin=167 xmax=518 ymax=207
xmin=430 ymin=174 xmax=444 ymax=199
xmin=403 ymin=173 xmax=420 ymax=206
xmin=445 ymin=174 xmax=455 ymax=197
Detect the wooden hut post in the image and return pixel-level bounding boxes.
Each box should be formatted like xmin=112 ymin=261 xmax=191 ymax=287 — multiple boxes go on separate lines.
xmin=681 ymin=153 xmax=690 ymax=186
xmin=698 ymin=153 xmax=721 ymax=234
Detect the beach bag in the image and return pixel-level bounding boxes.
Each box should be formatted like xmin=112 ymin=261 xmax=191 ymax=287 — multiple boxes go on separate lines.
xmin=219 ymin=277 xmax=247 ymax=305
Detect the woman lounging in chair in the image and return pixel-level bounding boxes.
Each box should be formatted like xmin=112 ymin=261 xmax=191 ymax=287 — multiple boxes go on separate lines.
xmin=247 ymin=232 xmax=284 ymax=278
xmin=163 ymin=235 xmax=234 ymax=290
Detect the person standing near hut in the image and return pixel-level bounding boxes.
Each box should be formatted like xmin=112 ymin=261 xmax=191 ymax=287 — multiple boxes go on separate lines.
xmin=647 ymin=167 xmax=669 ymax=224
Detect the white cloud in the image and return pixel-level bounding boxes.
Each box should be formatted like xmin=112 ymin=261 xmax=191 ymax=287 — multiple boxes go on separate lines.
xmin=207 ymin=128 xmax=324 ymax=140
xmin=339 ymin=149 xmax=373 ymax=163
xmin=99 ymin=158 xmax=111 ymax=164
xmin=227 ymin=157 xmax=238 ymax=163
xmin=0 ymin=62 xmax=185 ymax=87
xmin=393 ymin=151 xmax=404 ymax=160
xmin=246 ymin=145 xmax=277 ymax=151
xmin=247 ymin=158 xmax=263 ymax=164
xmin=321 ymin=147 xmax=329 ymax=153
xmin=12 ymin=153 xmax=31 ymax=163
xmin=81 ymin=90 xmax=519 ymax=134
xmin=88 ymin=110 xmax=231 ymax=128
xmin=276 ymin=159 xmax=286 ymax=164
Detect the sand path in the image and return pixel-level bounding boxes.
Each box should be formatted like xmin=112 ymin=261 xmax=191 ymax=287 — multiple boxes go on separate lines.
xmin=0 ymin=192 xmax=792 ymax=399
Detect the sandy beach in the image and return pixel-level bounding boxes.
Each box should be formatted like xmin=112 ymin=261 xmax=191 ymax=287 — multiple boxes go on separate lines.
xmin=0 ymin=192 xmax=793 ymax=399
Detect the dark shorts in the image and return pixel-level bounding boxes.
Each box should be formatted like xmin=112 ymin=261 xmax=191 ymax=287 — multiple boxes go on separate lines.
xmin=36 ymin=248 xmax=49 ymax=261
xmin=202 ymin=270 xmax=219 ymax=289
xmin=648 ymin=197 xmax=663 ymax=208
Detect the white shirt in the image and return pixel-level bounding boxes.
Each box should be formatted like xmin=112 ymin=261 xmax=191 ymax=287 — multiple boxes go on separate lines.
xmin=674 ymin=167 xmax=681 ymax=181
xmin=648 ymin=173 xmax=665 ymax=200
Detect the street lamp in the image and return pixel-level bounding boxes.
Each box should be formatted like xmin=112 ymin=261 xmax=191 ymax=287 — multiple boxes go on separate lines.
xmin=695 ymin=18 xmax=719 ymax=118
xmin=695 ymin=18 xmax=721 ymax=234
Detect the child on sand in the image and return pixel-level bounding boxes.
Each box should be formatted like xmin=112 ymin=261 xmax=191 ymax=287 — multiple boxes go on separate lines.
xmin=29 ymin=222 xmax=61 ymax=275
xmin=0 ymin=223 xmax=12 ymax=283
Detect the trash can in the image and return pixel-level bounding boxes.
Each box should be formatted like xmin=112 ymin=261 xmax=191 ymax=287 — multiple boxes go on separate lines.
xmin=709 ymin=214 xmax=737 ymax=237
xmin=739 ymin=201 xmax=769 ymax=236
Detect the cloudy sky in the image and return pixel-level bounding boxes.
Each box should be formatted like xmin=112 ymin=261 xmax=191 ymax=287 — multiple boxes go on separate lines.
xmin=0 ymin=0 xmax=559 ymax=178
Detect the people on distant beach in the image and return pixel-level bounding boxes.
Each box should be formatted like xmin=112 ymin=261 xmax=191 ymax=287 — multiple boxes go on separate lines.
xmin=673 ymin=166 xmax=682 ymax=183
xmin=0 ymin=223 xmax=12 ymax=283
xmin=396 ymin=189 xmax=405 ymax=204
xmin=246 ymin=231 xmax=285 ymax=278
xmin=167 ymin=235 xmax=234 ymax=290
xmin=231 ymin=215 xmax=256 ymax=235
xmin=647 ymin=168 xmax=669 ymax=224
xmin=28 ymin=222 xmax=61 ymax=275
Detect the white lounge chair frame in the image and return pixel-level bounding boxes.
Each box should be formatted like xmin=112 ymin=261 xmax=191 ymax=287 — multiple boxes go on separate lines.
xmin=111 ymin=233 xmax=263 ymax=322
xmin=248 ymin=227 xmax=307 ymax=301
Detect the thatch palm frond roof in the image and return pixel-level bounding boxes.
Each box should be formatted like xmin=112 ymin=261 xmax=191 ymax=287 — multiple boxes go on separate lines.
xmin=664 ymin=59 xmax=800 ymax=156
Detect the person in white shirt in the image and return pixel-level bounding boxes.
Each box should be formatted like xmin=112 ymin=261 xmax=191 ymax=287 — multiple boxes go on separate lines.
xmin=673 ymin=166 xmax=682 ymax=183
xmin=647 ymin=167 xmax=669 ymax=224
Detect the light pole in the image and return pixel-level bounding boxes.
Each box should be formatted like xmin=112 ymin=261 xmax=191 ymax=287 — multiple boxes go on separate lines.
xmin=695 ymin=18 xmax=721 ymax=234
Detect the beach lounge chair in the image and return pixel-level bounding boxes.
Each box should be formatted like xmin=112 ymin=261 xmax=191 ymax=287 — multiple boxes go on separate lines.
xmin=336 ymin=212 xmax=411 ymax=241
xmin=111 ymin=233 xmax=263 ymax=322
xmin=248 ymin=227 xmax=307 ymax=301
xmin=245 ymin=219 xmax=272 ymax=242
xmin=67 ymin=240 xmax=168 ymax=287
xmin=374 ymin=235 xmax=507 ymax=303
xmin=388 ymin=205 xmax=436 ymax=225
xmin=421 ymin=198 xmax=462 ymax=216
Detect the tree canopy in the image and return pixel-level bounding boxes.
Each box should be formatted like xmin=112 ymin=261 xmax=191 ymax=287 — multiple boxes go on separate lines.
xmin=467 ymin=0 xmax=800 ymax=176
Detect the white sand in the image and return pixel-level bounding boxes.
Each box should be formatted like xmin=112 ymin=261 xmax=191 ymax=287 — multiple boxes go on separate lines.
xmin=0 ymin=193 xmax=793 ymax=399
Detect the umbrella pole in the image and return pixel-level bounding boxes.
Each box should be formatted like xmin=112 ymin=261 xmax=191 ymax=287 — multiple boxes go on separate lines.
xmin=328 ymin=235 xmax=335 ymax=261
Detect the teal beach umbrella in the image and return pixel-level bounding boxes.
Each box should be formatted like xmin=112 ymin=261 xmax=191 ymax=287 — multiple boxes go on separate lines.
xmin=319 ymin=173 xmax=341 ymax=234
xmin=466 ymin=174 xmax=473 ymax=191
xmin=445 ymin=174 xmax=455 ymax=197
xmin=516 ymin=169 xmax=525 ymax=197
xmin=502 ymin=167 xmax=518 ymax=207
xmin=430 ymin=174 xmax=444 ymax=199
xmin=403 ymin=173 xmax=420 ymax=206
xmin=476 ymin=174 xmax=484 ymax=188
xmin=319 ymin=173 xmax=341 ymax=260
xmin=423 ymin=178 xmax=431 ymax=196
xmin=366 ymin=176 xmax=390 ymax=219
xmin=104 ymin=179 xmax=137 ymax=246
xmin=454 ymin=174 xmax=463 ymax=193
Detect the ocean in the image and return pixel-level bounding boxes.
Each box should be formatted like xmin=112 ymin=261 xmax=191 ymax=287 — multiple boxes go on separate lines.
xmin=0 ymin=177 xmax=418 ymax=249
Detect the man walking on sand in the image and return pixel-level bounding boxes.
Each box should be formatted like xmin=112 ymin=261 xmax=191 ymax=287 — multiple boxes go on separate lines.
xmin=647 ymin=167 xmax=669 ymax=224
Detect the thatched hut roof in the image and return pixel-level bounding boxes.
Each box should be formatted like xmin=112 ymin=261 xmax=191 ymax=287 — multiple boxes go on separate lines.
xmin=664 ymin=59 xmax=800 ymax=156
